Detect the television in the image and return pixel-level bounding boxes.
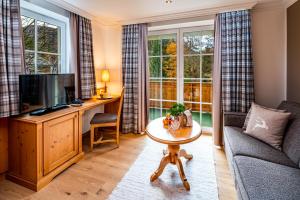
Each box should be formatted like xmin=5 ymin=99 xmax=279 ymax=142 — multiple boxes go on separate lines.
xmin=19 ymin=74 xmax=75 ymax=115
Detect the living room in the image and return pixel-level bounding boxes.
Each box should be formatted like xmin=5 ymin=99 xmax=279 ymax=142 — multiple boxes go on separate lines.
xmin=0 ymin=0 xmax=299 ymax=199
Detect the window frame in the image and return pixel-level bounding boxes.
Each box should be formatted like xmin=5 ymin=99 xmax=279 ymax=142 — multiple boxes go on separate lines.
xmin=21 ymin=1 xmax=69 ymax=74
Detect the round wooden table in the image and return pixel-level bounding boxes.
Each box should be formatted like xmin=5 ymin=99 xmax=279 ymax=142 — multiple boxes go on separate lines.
xmin=145 ymin=117 xmax=202 ymax=191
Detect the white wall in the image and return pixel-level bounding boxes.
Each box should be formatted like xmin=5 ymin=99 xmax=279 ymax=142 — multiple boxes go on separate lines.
xmin=101 ymin=25 xmax=123 ymax=95
xmin=93 ymin=23 xmax=122 ymax=95
xmin=252 ymin=4 xmax=286 ymax=107
xmin=82 ymin=22 xmax=122 ymax=133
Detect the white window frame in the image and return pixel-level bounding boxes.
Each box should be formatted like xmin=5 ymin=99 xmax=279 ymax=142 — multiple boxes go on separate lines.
xmin=148 ymin=25 xmax=214 ymax=128
xmin=148 ymin=28 xmax=179 ymax=116
xmin=20 ymin=0 xmax=70 ymax=73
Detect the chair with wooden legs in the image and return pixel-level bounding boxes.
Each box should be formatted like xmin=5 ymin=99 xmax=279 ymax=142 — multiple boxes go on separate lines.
xmin=90 ymin=88 xmax=124 ymax=151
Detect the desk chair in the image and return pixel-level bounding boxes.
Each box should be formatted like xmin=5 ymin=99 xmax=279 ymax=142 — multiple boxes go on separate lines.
xmin=90 ymin=88 xmax=124 ymax=151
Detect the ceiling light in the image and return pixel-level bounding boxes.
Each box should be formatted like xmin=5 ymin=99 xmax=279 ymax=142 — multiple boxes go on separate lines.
xmin=165 ymin=0 xmax=173 ymax=3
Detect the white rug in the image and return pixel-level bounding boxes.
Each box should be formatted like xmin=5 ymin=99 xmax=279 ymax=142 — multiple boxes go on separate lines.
xmin=108 ymin=137 xmax=219 ymax=200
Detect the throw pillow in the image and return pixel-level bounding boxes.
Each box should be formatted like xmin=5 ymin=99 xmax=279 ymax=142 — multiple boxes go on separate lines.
xmin=242 ymin=103 xmax=286 ymax=130
xmin=244 ymin=103 xmax=291 ymax=150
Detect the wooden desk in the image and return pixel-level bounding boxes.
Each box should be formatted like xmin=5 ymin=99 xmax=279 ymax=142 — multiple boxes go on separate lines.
xmin=7 ymin=97 xmax=120 ymax=191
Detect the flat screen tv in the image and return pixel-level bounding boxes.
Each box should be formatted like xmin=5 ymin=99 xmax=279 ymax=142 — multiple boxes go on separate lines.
xmin=19 ymin=74 xmax=75 ymax=115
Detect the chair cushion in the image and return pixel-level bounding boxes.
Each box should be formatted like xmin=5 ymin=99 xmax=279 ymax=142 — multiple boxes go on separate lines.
xmin=90 ymin=113 xmax=117 ymax=124
xmin=234 ymin=156 xmax=300 ymax=200
xmin=278 ymin=101 xmax=300 ymax=167
xmin=224 ymin=126 xmax=297 ymax=168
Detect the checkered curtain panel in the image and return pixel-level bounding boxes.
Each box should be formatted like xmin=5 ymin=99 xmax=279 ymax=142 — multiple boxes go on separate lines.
xmin=0 ymin=0 xmax=24 ymax=117
xmin=220 ymin=10 xmax=254 ymax=113
xmin=78 ymin=15 xmax=96 ymax=99
xmin=122 ymin=24 xmax=149 ymax=134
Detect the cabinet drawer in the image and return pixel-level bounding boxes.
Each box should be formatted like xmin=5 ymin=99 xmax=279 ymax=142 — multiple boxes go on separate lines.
xmin=43 ymin=112 xmax=79 ymax=175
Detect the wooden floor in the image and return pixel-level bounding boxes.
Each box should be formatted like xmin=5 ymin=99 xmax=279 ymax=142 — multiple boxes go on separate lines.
xmin=0 ymin=133 xmax=236 ymax=200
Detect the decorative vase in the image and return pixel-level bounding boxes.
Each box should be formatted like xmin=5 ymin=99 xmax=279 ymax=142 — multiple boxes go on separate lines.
xmin=171 ymin=119 xmax=180 ymax=130
xmin=173 ymin=114 xmax=185 ymax=128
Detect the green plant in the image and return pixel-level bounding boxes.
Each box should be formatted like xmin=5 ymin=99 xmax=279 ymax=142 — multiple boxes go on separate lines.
xmin=169 ymin=103 xmax=185 ymax=117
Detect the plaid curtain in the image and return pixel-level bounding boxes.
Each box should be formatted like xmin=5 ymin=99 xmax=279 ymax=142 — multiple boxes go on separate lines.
xmin=70 ymin=13 xmax=96 ymax=99
xmin=0 ymin=0 xmax=24 ymax=117
xmin=122 ymin=24 xmax=149 ymax=134
xmin=220 ymin=10 xmax=254 ymax=113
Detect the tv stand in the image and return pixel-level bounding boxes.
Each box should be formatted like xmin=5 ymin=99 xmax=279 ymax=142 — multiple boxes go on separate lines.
xmin=30 ymin=105 xmax=69 ymax=116
xmin=7 ymin=97 xmax=120 ymax=191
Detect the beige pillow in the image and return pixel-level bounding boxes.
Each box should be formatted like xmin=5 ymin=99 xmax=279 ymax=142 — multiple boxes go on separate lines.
xmin=244 ymin=103 xmax=291 ymax=150
xmin=243 ymin=103 xmax=286 ymax=130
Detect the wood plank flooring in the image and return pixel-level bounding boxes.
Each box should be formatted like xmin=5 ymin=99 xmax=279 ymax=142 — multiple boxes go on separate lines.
xmin=0 ymin=133 xmax=236 ymax=200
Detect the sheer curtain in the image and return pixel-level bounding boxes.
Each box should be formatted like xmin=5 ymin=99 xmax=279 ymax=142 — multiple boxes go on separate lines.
xmin=121 ymin=24 xmax=149 ymax=134
xmin=213 ymin=10 xmax=254 ymax=146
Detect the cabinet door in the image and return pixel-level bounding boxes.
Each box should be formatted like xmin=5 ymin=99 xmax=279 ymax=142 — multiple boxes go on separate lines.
xmin=43 ymin=112 xmax=78 ymax=175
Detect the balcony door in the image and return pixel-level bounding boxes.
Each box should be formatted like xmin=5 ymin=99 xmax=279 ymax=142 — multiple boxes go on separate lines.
xmin=148 ymin=26 xmax=214 ymax=127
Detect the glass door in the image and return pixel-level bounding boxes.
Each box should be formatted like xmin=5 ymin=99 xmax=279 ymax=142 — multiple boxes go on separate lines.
xmin=148 ymin=26 xmax=214 ymax=128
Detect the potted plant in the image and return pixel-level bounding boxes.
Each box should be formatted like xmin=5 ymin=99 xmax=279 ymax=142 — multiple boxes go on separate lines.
xmin=169 ymin=103 xmax=186 ymax=128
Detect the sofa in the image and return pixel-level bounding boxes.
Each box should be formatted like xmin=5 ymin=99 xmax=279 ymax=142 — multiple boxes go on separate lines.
xmin=224 ymin=101 xmax=300 ymax=200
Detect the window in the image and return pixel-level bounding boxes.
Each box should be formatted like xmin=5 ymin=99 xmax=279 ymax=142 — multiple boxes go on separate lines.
xmin=148 ymin=26 xmax=214 ymax=127
xmin=148 ymin=33 xmax=178 ymax=118
xmin=21 ymin=8 xmax=67 ymax=74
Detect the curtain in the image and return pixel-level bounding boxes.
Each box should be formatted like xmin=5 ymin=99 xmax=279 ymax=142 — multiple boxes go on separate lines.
xmin=0 ymin=0 xmax=24 ymax=117
xmin=213 ymin=10 xmax=254 ymax=146
xmin=212 ymin=15 xmax=223 ymax=147
xmin=70 ymin=13 xmax=96 ymax=99
xmin=122 ymin=24 xmax=149 ymax=134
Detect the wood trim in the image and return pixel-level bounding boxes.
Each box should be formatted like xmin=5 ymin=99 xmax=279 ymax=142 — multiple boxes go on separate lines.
xmin=0 ymin=118 xmax=8 ymax=173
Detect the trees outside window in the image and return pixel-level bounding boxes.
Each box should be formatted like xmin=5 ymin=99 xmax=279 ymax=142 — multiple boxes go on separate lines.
xmin=21 ymin=8 xmax=66 ymax=74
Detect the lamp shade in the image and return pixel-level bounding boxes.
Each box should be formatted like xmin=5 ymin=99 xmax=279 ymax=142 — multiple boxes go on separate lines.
xmin=101 ymin=69 xmax=110 ymax=82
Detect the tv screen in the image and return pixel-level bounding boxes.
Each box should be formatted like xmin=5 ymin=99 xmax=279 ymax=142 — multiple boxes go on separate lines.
xmin=19 ymin=74 xmax=75 ymax=114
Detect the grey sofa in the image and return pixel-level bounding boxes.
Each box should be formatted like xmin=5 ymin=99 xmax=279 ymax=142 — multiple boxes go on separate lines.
xmin=224 ymin=101 xmax=300 ymax=200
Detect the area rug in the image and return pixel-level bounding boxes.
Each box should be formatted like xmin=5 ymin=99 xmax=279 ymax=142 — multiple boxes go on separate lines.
xmin=108 ymin=137 xmax=219 ymax=200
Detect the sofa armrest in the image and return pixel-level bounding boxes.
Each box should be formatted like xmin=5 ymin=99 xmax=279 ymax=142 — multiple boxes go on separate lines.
xmin=224 ymin=112 xmax=247 ymax=128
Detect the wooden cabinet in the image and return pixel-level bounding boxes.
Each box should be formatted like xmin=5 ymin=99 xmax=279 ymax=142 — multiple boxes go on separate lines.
xmin=6 ymin=97 xmax=120 ymax=191
xmin=7 ymin=111 xmax=83 ymax=191
xmin=43 ymin=112 xmax=78 ymax=175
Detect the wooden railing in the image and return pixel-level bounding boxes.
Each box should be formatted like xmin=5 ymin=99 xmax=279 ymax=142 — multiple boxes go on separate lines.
xmin=150 ymin=81 xmax=212 ymax=113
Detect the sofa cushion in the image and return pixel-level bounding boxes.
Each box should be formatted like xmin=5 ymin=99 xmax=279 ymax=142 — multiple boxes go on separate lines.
xmin=243 ymin=103 xmax=286 ymax=130
xmin=234 ymin=156 xmax=300 ymax=200
xmin=244 ymin=102 xmax=291 ymax=150
xmin=224 ymin=126 xmax=297 ymax=168
xmin=278 ymin=101 xmax=300 ymax=166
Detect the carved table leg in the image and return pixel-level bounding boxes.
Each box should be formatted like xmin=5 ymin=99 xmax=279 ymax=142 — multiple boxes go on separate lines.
xmin=150 ymin=154 xmax=170 ymax=182
xmin=175 ymin=157 xmax=190 ymax=190
xmin=151 ymin=144 xmax=192 ymax=190
xmin=179 ymin=149 xmax=193 ymax=160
